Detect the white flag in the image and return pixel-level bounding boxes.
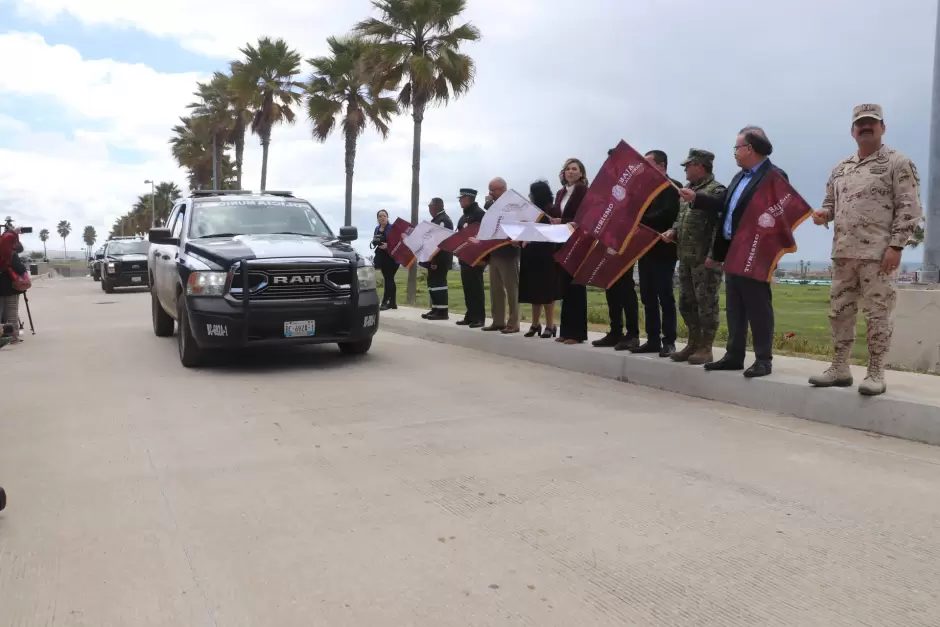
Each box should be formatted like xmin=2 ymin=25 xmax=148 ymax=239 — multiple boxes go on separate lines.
xmin=402 ymin=220 xmax=454 ymax=264
xmin=496 ymin=222 xmax=573 ymax=243
xmin=477 ymin=190 xmax=544 ymax=240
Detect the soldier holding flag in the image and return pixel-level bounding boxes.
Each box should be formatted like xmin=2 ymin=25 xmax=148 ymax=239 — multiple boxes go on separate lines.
xmin=663 ymin=149 xmax=727 ymax=365
xmin=422 ymin=197 xmax=454 ymax=321
xmin=455 ymin=188 xmax=487 ymax=328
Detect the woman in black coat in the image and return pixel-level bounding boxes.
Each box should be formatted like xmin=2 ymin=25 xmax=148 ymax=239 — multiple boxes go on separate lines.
xmin=518 ymin=180 xmax=561 ymax=338
xmin=0 ymin=250 xmax=27 ymax=344
xmin=553 ymin=158 xmax=590 ymax=345
xmin=370 ymin=209 xmax=398 ymax=310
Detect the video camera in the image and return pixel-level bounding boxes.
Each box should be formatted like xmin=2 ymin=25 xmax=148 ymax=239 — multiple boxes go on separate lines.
xmin=3 ymin=216 xmax=32 ymax=234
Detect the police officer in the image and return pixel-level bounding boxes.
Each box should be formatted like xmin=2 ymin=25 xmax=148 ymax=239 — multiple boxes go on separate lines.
xmin=663 ymin=149 xmax=727 ymax=365
xmin=422 ymin=197 xmax=454 ymax=320
xmin=456 ymin=188 xmax=487 ymax=328
xmin=809 ymin=104 xmax=923 ymax=396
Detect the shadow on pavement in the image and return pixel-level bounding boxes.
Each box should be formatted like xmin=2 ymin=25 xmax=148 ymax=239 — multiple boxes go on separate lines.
xmin=199 ymin=343 xmax=381 ymax=374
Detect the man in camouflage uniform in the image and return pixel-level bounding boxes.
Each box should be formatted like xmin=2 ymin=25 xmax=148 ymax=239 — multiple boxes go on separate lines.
xmin=809 ymin=104 xmax=923 ymax=396
xmin=663 ymin=149 xmax=727 ymax=365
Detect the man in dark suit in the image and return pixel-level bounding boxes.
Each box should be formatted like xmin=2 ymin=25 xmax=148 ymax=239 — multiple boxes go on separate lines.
xmin=422 ymin=197 xmax=454 ymax=321
xmin=678 ymin=126 xmax=786 ymax=378
xmin=455 ymin=188 xmax=487 ymax=328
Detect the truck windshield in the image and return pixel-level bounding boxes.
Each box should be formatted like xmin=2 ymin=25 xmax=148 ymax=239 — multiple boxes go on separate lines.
xmin=107 ymin=241 xmax=150 ymax=255
xmin=189 ymin=199 xmax=334 ymax=239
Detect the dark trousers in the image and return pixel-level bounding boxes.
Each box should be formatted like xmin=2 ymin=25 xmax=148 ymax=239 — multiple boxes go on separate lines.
xmin=604 ymin=267 xmax=639 ymax=339
xmin=428 ymin=264 xmax=449 ymax=312
xmin=460 ymin=263 xmax=485 ymax=323
xmin=559 ymin=276 xmax=588 ymax=341
xmin=725 ymin=274 xmax=774 ymax=364
xmin=380 ymin=262 xmax=398 ymax=306
xmin=638 ymin=257 xmax=678 ymax=345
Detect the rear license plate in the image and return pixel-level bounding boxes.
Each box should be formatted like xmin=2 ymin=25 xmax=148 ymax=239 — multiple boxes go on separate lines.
xmin=284 ymin=320 xmax=316 ymax=338
xmin=131 ymin=276 xmax=142 ymax=283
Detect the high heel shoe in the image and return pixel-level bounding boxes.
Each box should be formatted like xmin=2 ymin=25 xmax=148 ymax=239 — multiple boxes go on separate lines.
xmin=524 ymin=324 xmax=542 ymax=338
xmin=540 ymin=325 xmax=557 ymax=339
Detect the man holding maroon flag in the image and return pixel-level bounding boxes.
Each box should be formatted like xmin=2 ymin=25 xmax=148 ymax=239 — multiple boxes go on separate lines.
xmin=679 ymin=126 xmax=795 ymax=378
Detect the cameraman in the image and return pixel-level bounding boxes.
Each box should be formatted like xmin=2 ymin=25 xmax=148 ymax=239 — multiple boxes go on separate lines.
xmin=0 ymin=218 xmax=27 ymax=344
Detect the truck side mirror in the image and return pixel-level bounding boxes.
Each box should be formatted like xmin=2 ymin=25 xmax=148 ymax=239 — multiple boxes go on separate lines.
xmin=149 ymin=227 xmax=178 ymax=245
xmin=338 ymin=226 xmax=358 ymax=242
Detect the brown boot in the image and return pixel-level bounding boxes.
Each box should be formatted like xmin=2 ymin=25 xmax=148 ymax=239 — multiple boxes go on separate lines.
xmin=688 ymin=330 xmax=715 ymax=365
xmin=670 ymin=329 xmax=699 ymax=362
xmin=858 ymin=351 xmax=887 ymax=396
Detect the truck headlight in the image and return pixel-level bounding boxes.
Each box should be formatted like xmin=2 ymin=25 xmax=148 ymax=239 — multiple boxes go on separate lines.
xmin=357 ymin=266 xmax=376 ymax=291
xmin=186 ymin=271 xmax=227 ymax=296
xmin=106 ymin=262 xmax=116 ymax=274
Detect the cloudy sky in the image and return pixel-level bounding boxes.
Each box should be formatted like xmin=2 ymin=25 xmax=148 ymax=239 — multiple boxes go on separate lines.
xmin=0 ymin=0 xmax=935 ymax=263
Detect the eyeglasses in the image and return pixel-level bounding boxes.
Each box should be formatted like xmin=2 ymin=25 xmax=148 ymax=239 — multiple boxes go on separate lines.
xmin=733 ymin=143 xmax=751 ymax=152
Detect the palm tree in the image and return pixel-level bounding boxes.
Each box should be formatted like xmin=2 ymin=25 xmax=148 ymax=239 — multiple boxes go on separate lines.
xmin=57 ymin=220 xmax=72 ymax=260
xmin=230 ymin=37 xmax=304 ymax=191
xmin=188 ymin=72 xmax=236 ymax=189
xmin=39 ymin=228 xmax=49 ymax=260
xmin=355 ymin=0 xmax=480 ymax=302
xmin=169 ymin=117 xmax=236 ymax=191
xmin=306 ymin=35 xmax=399 ymax=226
xmin=82 ymin=226 xmax=97 ymax=258
xmin=154 ymin=182 xmax=183 ymax=225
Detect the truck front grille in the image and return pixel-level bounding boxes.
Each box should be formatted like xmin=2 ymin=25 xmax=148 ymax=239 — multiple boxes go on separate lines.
xmin=230 ymin=265 xmax=352 ymax=301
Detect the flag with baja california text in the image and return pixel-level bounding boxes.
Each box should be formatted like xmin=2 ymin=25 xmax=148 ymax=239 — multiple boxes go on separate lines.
xmin=722 ymin=169 xmax=812 ymax=282
xmin=439 ymin=222 xmax=511 ymax=267
xmin=573 ymin=224 xmax=662 ymax=288
xmin=387 ymin=218 xmax=416 ymax=268
xmin=575 ymin=140 xmax=672 ymax=254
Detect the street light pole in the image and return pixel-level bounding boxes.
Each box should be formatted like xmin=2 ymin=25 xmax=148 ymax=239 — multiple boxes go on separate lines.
xmin=144 ymin=179 xmax=156 ymax=228
xmin=924 ymin=6 xmax=940 ymax=282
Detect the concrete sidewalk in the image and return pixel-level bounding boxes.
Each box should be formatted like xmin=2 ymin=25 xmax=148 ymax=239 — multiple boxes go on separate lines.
xmin=381 ymin=307 xmax=940 ymax=446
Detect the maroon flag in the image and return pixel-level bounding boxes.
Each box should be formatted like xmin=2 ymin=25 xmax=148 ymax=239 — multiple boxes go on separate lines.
xmin=387 ymin=218 xmax=416 ymax=268
xmin=575 ymin=140 xmax=672 ymax=254
xmin=553 ymin=227 xmax=596 ymax=276
xmin=722 ymin=169 xmax=813 ymax=282
xmin=573 ymin=224 xmax=662 ymax=288
xmin=438 ymin=222 xmax=511 ymax=267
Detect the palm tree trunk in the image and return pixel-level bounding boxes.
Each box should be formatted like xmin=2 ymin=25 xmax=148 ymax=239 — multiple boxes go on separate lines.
xmin=406 ymin=102 xmax=426 ymax=305
xmin=42 ymin=242 xmax=46 ymax=259
xmin=344 ymin=125 xmax=357 ymax=227
xmin=234 ymin=124 xmax=246 ymax=190
xmin=212 ymin=133 xmax=219 ymax=190
xmin=260 ymin=138 xmax=269 ymax=191
xmin=62 ymin=238 xmax=67 ymax=260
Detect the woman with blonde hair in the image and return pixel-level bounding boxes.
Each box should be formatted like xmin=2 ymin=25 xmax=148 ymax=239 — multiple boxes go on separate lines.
xmin=553 ymin=157 xmax=590 ymax=344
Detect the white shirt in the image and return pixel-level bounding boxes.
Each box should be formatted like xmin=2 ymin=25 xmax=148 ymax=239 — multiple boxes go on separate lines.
xmin=559 ymin=184 xmax=576 ymax=214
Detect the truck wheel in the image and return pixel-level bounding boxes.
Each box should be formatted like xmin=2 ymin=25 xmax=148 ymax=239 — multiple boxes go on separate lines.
xmin=152 ymin=291 xmax=174 ymax=337
xmin=177 ymin=296 xmax=204 ymax=368
xmin=103 ymin=279 xmax=114 ymax=294
xmin=0 ymin=486 xmax=5 ymax=512
xmin=338 ymin=338 xmax=372 ymax=356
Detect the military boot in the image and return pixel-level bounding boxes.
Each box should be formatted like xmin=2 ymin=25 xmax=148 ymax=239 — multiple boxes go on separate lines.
xmin=858 ymin=352 xmax=887 ymax=396
xmin=809 ymin=345 xmax=853 ymax=388
xmin=670 ymin=329 xmax=699 ymax=362
xmin=688 ymin=330 xmax=715 ymax=366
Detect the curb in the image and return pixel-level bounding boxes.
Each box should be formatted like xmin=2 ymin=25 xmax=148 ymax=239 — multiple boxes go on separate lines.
xmin=380 ymin=315 xmax=940 ymax=447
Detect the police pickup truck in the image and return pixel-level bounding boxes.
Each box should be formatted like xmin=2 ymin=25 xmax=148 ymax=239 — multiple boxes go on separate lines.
xmin=100 ymin=237 xmax=150 ymax=292
xmin=147 ymin=190 xmax=379 ymax=367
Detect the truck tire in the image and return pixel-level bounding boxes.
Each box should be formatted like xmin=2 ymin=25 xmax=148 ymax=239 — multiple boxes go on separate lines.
xmin=152 ymin=291 xmax=174 ymax=337
xmin=177 ymin=296 xmax=204 ymax=368
xmin=338 ymin=338 xmax=372 ymax=356
xmin=103 ymin=279 xmax=114 ymax=294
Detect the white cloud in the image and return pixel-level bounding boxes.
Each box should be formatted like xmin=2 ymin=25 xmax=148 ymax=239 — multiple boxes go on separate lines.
xmin=0 ymin=0 xmax=937 ymax=262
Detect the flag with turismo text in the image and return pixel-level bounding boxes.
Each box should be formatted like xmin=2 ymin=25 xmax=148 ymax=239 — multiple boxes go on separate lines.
xmin=386 ymin=218 xmax=416 ymax=268
xmin=722 ymin=168 xmax=813 ymax=282
xmin=439 ymin=222 xmax=511 ymax=267
xmin=553 ymin=227 xmax=597 ymax=276
xmin=575 ymin=140 xmax=672 ymax=253
xmin=573 ymin=224 xmax=662 ymax=288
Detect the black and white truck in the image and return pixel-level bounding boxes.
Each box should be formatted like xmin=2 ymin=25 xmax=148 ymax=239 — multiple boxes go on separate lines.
xmin=148 ymin=190 xmax=379 ymax=367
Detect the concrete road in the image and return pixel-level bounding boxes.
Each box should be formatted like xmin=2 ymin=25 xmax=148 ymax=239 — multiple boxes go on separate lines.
xmin=3 ymin=277 xmax=940 ymax=627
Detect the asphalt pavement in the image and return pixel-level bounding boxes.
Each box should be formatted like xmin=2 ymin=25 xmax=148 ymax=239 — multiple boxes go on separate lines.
xmin=2 ymin=277 xmax=940 ymax=626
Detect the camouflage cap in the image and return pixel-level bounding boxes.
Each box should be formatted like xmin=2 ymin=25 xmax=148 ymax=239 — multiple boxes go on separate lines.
xmin=679 ymin=148 xmax=715 ymax=167
xmin=852 ymin=104 xmax=883 ymax=123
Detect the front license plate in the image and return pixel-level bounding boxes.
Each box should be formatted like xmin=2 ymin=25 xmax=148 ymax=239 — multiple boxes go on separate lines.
xmin=131 ymin=276 xmax=142 ymax=282
xmin=284 ymin=320 xmax=316 ymax=338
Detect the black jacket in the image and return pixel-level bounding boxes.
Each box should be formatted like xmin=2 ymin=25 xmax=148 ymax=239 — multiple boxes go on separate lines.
xmin=641 ymin=178 xmax=681 ymax=261
xmin=0 ymin=254 xmax=27 ymax=297
xmin=693 ymin=160 xmax=788 ymax=263
xmin=456 ymin=202 xmax=486 ymax=268
xmin=429 ymin=210 xmax=454 ymax=269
